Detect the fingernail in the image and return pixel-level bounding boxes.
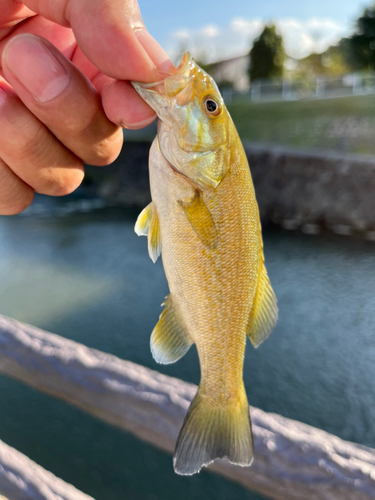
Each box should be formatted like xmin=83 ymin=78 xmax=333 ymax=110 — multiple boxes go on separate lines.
xmin=134 ymin=30 xmax=176 ymax=76
xmin=120 ymin=115 xmax=156 ymax=130
xmin=3 ymin=34 xmax=70 ymax=103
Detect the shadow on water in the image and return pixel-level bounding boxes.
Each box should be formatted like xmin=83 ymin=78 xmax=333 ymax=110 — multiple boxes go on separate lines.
xmin=1 ymin=201 xmax=375 ymax=499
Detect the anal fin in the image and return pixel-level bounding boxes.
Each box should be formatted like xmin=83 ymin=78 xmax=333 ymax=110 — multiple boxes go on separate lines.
xmin=151 ymin=295 xmax=193 ymax=364
xmin=134 ymin=202 xmax=162 ymax=263
xmin=247 ymin=259 xmax=278 ymax=347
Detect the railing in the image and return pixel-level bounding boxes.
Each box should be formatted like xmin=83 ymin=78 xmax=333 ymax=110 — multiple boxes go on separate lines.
xmin=221 ymin=72 xmax=375 ymax=104
xmin=0 ymin=315 xmax=375 ymax=500
xmin=0 ymin=439 xmax=94 ymax=500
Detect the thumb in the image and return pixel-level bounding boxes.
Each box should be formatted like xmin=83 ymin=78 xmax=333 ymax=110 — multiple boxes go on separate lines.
xmin=22 ymin=0 xmax=175 ymax=82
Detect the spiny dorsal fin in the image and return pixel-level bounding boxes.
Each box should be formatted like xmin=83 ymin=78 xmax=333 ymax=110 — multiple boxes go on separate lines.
xmin=134 ymin=202 xmax=162 ymax=263
xmin=247 ymin=259 xmax=278 ymax=347
xmin=178 ymin=191 xmax=218 ymax=249
xmin=151 ymin=295 xmax=193 ymax=364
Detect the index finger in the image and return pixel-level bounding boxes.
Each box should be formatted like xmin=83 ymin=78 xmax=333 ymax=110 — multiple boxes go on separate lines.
xmin=21 ymin=0 xmax=175 ymax=82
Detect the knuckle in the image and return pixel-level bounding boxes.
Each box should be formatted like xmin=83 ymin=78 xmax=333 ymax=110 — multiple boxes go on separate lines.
xmin=13 ymin=125 xmax=50 ymax=162
xmin=55 ymin=172 xmax=84 ymax=196
xmin=87 ymin=141 xmax=122 ymax=166
xmin=84 ymin=130 xmax=123 ymax=167
xmin=0 ymin=158 xmax=34 ymax=215
xmin=44 ymin=105 xmax=123 ymax=167
xmin=39 ymin=166 xmax=84 ymax=197
xmin=61 ymin=104 xmax=101 ymax=137
xmin=1 ymin=191 xmax=34 ymax=215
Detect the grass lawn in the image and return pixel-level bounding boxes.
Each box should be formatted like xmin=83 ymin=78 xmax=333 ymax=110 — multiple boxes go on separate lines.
xmin=228 ymin=95 xmax=375 ymax=155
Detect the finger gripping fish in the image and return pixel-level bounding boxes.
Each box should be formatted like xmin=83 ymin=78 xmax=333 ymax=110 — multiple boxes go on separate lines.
xmin=132 ymin=53 xmax=278 ymax=475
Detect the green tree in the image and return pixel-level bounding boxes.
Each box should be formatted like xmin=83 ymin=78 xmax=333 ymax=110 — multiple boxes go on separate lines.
xmin=249 ymin=25 xmax=286 ymax=81
xmin=343 ymin=3 xmax=375 ymax=71
xmin=321 ymin=45 xmax=351 ymax=75
xmin=293 ymin=47 xmax=350 ymax=80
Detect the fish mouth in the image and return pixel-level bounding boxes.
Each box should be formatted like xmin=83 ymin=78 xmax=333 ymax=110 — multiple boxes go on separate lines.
xmin=132 ymin=53 xmax=194 ymax=96
xmin=131 ymin=53 xmax=196 ymax=123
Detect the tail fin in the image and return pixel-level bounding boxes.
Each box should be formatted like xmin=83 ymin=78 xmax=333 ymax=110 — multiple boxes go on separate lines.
xmin=173 ymin=384 xmax=253 ymax=475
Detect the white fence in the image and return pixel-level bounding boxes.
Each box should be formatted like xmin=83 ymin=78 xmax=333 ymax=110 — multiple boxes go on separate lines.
xmin=222 ymin=72 xmax=375 ymax=104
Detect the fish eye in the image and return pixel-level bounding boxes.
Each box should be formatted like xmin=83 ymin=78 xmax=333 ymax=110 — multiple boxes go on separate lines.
xmin=203 ymin=96 xmax=222 ymax=117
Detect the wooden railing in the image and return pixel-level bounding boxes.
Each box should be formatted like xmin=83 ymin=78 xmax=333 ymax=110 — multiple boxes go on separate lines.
xmin=1 ymin=314 xmax=375 ymax=500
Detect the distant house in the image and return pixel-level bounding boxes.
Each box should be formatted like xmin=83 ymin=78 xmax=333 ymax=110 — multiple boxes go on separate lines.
xmin=209 ymin=54 xmax=250 ymax=91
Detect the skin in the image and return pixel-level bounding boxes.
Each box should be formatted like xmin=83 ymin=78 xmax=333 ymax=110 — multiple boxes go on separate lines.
xmin=0 ymin=0 xmax=175 ymax=215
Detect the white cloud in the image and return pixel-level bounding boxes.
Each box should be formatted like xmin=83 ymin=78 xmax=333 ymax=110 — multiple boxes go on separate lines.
xmin=167 ymin=17 xmax=349 ymax=63
xmin=230 ymin=18 xmax=263 ymax=36
xmin=277 ymin=18 xmax=347 ymax=58
xmin=172 ymin=29 xmax=190 ymax=40
xmin=306 ymin=18 xmax=343 ymax=31
xmin=200 ymin=24 xmax=220 ymax=38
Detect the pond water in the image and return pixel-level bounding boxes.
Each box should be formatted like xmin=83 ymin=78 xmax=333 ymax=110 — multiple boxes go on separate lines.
xmin=1 ymin=196 xmax=375 ymax=500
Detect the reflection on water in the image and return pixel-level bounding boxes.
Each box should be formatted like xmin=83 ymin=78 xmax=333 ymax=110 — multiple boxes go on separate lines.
xmin=1 ymin=198 xmax=375 ymax=500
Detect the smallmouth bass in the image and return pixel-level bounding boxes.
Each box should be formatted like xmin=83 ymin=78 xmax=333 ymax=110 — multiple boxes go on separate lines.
xmin=132 ymin=53 xmax=278 ymax=475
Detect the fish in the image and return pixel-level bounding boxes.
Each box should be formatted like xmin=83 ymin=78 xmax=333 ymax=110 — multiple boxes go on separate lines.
xmin=132 ymin=52 xmax=278 ymax=475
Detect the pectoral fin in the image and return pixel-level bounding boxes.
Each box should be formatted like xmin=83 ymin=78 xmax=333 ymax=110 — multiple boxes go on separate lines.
xmin=135 ymin=203 xmax=153 ymax=236
xmin=179 ymin=192 xmax=218 ymax=249
xmin=135 ymin=202 xmax=162 ymax=263
xmin=151 ymin=295 xmax=193 ymax=364
xmin=247 ymin=260 xmax=278 ymax=347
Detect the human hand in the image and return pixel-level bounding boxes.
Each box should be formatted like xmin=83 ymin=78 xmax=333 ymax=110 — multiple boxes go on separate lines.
xmin=0 ymin=0 xmax=174 ymax=214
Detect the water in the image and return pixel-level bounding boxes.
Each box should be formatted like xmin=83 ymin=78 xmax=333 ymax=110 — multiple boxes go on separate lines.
xmin=1 ymin=198 xmax=375 ymax=500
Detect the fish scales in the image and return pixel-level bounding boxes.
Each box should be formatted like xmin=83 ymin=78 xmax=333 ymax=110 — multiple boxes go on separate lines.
xmin=153 ymin=141 xmax=257 ymax=392
xmin=132 ymin=53 xmax=278 ymax=475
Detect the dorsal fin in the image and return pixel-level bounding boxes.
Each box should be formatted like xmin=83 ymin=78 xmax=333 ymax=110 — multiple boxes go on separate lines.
xmin=179 ymin=191 xmax=218 ymax=249
xmin=135 ymin=202 xmax=162 ymax=263
xmin=247 ymin=214 xmax=278 ymax=347
xmin=151 ymin=295 xmax=193 ymax=364
xmin=247 ymin=259 xmax=278 ymax=347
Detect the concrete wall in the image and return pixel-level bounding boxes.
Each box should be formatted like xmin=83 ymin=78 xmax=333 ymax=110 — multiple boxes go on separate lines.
xmin=85 ymin=140 xmax=152 ymax=209
xmin=248 ymin=144 xmax=375 ymax=238
xmin=86 ymin=142 xmax=375 ymax=238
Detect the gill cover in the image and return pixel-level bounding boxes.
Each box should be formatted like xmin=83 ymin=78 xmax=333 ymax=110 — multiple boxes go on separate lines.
xmin=132 ymin=53 xmax=230 ymax=189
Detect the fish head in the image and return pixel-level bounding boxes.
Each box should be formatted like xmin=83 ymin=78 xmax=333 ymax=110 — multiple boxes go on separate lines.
xmin=132 ymin=53 xmax=231 ymax=189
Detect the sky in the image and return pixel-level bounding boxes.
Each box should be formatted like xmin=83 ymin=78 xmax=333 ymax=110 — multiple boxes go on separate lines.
xmin=138 ymin=0 xmax=370 ymax=62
